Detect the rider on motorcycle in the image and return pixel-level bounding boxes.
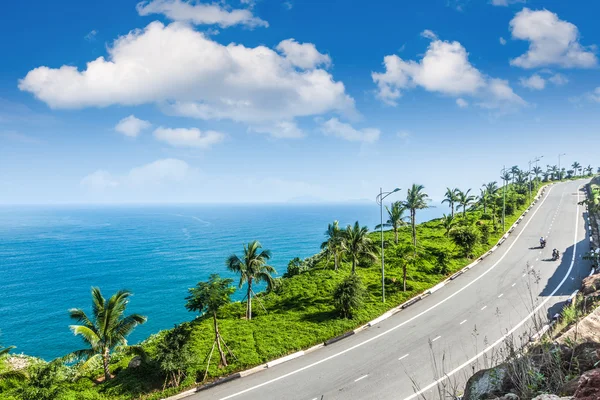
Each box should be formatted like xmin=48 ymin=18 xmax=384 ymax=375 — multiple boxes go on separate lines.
xmin=552 ymin=249 xmax=559 ymax=260
xmin=540 ymin=237 xmax=546 ymax=247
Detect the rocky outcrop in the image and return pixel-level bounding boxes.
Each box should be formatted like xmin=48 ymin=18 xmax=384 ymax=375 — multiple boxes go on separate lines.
xmin=463 ymin=365 xmax=510 ymax=400
xmin=581 ymin=275 xmax=600 ymax=296
xmin=573 ymin=368 xmax=600 ymax=399
xmin=531 ymin=395 xmax=572 ymax=400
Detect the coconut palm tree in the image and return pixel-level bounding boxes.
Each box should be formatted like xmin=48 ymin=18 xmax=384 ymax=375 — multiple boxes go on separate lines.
xmin=484 ymin=182 xmax=499 ymax=227
xmin=441 ymin=214 xmax=455 ymax=237
xmin=321 ymin=221 xmax=343 ymax=270
xmin=441 ymin=188 xmax=459 ymax=218
xmin=0 ymin=346 xmax=14 ymax=357
xmin=532 ymin=166 xmax=542 ymax=181
xmin=402 ymin=184 xmax=431 ymax=247
xmin=226 ymin=241 xmax=276 ymax=320
xmin=456 ymin=188 xmax=476 ymax=219
xmin=572 ymin=162 xmax=581 ymax=177
xmin=567 ymin=170 xmax=574 ymax=179
xmin=585 ymin=165 xmax=593 ymax=176
xmin=66 ymin=288 xmax=147 ymax=381
xmin=510 ymin=166 xmax=520 ymax=184
xmin=375 ymin=201 xmax=408 ymax=244
xmin=0 ymin=346 xmax=26 ymax=381
xmin=342 ymin=222 xmax=378 ymax=274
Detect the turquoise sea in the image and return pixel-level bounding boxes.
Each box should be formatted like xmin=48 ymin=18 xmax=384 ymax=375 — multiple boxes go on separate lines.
xmin=0 ymin=204 xmax=443 ymax=360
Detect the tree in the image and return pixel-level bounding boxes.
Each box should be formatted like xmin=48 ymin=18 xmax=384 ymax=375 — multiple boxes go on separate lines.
xmin=567 ymin=169 xmax=574 ymax=179
xmin=510 ymin=166 xmax=520 ymax=183
xmin=375 ymin=201 xmax=408 ymax=244
xmin=572 ymin=162 xmax=581 ymax=177
xmin=0 ymin=345 xmax=27 ymax=382
xmin=394 ymin=244 xmax=428 ymax=291
xmin=456 ymin=188 xmax=476 ymax=219
xmin=186 ymin=274 xmax=235 ymax=370
xmin=342 ymin=222 xmax=377 ymax=274
xmin=585 ymin=165 xmax=593 ymax=176
xmin=333 ymin=275 xmax=365 ymax=319
xmin=402 ymin=184 xmax=431 ymax=247
xmin=284 ymin=257 xmax=306 ymax=278
xmin=532 ymin=166 xmax=542 ymax=181
xmin=320 ymin=221 xmax=343 ymax=271
xmin=450 ymin=225 xmax=480 ymax=258
xmin=226 ymin=241 xmax=275 ymax=320
xmin=0 ymin=346 xmax=14 ymax=357
xmin=441 ymin=187 xmax=459 ymax=218
xmin=484 ymin=182 xmax=499 ymax=228
xmin=155 ymin=324 xmax=194 ymax=389
xmin=66 ymin=287 xmax=147 ymax=381
xmin=441 ymin=214 xmax=455 ymax=237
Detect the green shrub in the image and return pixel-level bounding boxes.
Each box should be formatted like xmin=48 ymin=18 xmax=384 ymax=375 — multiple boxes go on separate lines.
xmin=155 ymin=324 xmax=194 ymax=389
xmin=450 ymin=225 xmax=480 ymax=258
xmin=333 ymin=275 xmax=365 ymax=319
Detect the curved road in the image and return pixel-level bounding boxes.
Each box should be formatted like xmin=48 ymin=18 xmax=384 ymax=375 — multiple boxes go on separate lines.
xmin=194 ymin=179 xmax=591 ymax=400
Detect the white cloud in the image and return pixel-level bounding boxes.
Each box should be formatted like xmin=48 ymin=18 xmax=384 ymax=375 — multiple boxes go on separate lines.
xmin=84 ymin=30 xmax=98 ymax=42
xmin=499 ymin=37 xmax=507 ymax=45
xmin=548 ymin=73 xmax=568 ymax=85
xmin=283 ymin=1 xmax=293 ymax=10
xmin=372 ymin=37 xmax=525 ymax=110
xmin=136 ymin=0 xmax=268 ymax=28
xmin=19 ymin=22 xmax=354 ymax=132
xmin=80 ymin=170 xmax=119 ymax=191
xmin=114 ymin=115 xmax=152 ymax=137
xmin=456 ymin=98 xmax=468 ymax=108
xmin=587 ymin=87 xmax=600 ymax=103
xmin=509 ymin=8 xmax=597 ymax=69
xmin=320 ymin=118 xmax=380 ymax=143
xmin=491 ymin=0 xmax=525 ymax=6
xmin=275 ymin=39 xmax=331 ymax=69
xmin=249 ymin=121 xmax=305 ymax=139
xmin=519 ymin=74 xmax=546 ymax=90
xmin=153 ymin=127 xmax=224 ymax=148
xmin=420 ymin=29 xmax=438 ymax=40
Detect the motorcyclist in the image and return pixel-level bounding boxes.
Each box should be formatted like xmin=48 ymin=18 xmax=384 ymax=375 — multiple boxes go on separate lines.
xmin=540 ymin=237 xmax=546 ymax=247
xmin=552 ymin=249 xmax=559 ymax=260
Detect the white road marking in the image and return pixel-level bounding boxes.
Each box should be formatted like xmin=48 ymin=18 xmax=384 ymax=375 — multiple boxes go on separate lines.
xmin=522 ymin=273 xmax=526 ymax=277
xmin=481 ymin=305 xmax=487 ymax=311
xmin=398 ymin=354 xmax=409 ymax=361
xmin=406 ymin=184 xmax=581 ymax=400
xmin=512 ymin=283 xmax=516 ymax=287
xmin=460 ymin=320 xmax=467 ymax=325
xmin=498 ymin=293 xmax=504 ymax=298
xmin=432 ymin=336 xmax=441 ymax=342
xmin=216 ymin=187 xmax=555 ymax=400
xmin=354 ymin=375 xmax=368 ymax=382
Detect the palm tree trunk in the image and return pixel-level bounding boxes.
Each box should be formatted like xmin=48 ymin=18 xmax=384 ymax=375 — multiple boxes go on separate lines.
xmin=492 ymin=202 xmax=496 ymax=228
xmin=483 ymin=200 xmax=486 ymax=214
xmin=102 ymin=347 xmax=111 ymax=381
xmin=411 ymin=209 xmax=416 ymax=247
xmin=246 ymin=278 xmax=253 ymax=320
xmin=334 ymin=252 xmax=338 ymax=271
xmin=463 ymin=205 xmax=466 ymax=219
xmin=394 ymin=227 xmax=398 ymax=244
xmin=214 ymin=311 xmax=227 ymax=367
xmin=450 ymin=202 xmax=454 ymax=218
xmin=403 ymin=263 xmax=407 ymax=292
xmin=351 ymin=257 xmax=356 ymax=274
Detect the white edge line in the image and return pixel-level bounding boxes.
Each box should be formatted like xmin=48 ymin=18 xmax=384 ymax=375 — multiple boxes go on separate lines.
xmin=460 ymin=319 xmax=467 ymax=325
xmin=216 ymin=186 xmax=554 ymax=400
xmin=432 ymin=336 xmax=441 ymax=342
xmin=354 ymin=375 xmax=368 ymax=382
xmin=398 ymin=354 xmax=409 ymax=361
xmin=481 ymin=305 xmax=487 ymax=311
xmin=404 ymin=184 xmax=580 ymax=400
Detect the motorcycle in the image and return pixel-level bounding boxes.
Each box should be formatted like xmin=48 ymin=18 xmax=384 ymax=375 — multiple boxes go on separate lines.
xmin=552 ymin=250 xmax=560 ymax=261
xmin=540 ymin=239 xmax=547 ymax=249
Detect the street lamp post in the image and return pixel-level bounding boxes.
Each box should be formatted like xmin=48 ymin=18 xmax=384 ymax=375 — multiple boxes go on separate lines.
xmin=528 ymin=156 xmax=543 ymax=203
xmin=376 ymin=187 xmax=401 ymax=303
xmin=558 ymin=153 xmax=566 ymax=180
xmin=501 ymin=166 xmax=507 ymax=232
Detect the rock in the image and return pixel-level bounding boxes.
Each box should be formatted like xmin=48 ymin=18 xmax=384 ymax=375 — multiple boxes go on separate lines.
xmin=531 ymin=395 xmax=572 ymax=400
xmin=127 ymin=356 xmax=142 ymax=369
xmin=571 ymin=343 xmax=600 ymax=373
xmin=494 ymin=394 xmax=519 ymax=400
xmin=463 ymin=365 xmax=510 ymax=400
xmin=574 ymin=368 xmax=600 ymax=399
xmin=582 ymin=275 xmax=600 ymax=295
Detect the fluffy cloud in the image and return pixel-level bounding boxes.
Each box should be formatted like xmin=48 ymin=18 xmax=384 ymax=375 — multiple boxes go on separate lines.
xmin=519 ymin=74 xmax=545 ymax=90
xmin=249 ymin=121 xmax=304 ymax=139
xmin=456 ymin=98 xmax=469 ymax=108
xmin=420 ymin=29 xmax=438 ymax=40
xmin=320 ymin=118 xmax=380 ymax=143
xmin=19 ymin=22 xmax=354 ymax=134
xmin=136 ymin=0 xmax=268 ymax=28
xmin=548 ymin=73 xmax=568 ymax=85
xmin=586 ymin=87 xmax=600 ymax=103
xmin=491 ymin=0 xmax=525 ymax=6
xmin=275 ymin=39 xmax=331 ymax=69
xmin=499 ymin=37 xmax=507 ymax=45
xmin=81 ymin=158 xmax=192 ymax=192
xmin=84 ymin=30 xmax=98 ymax=42
xmin=372 ymin=37 xmax=524 ymax=109
xmin=153 ymin=127 xmax=224 ymax=148
xmin=509 ymin=8 xmax=597 ymax=69
xmin=114 ymin=115 xmax=152 ymax=137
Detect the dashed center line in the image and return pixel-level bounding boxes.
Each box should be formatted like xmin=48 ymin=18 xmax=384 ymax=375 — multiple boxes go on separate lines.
xmin=511 ymin=283 xmax=516 ymax=287
xmin=460 ymin=319 xmax=467 ymax=325
xmin=498 ymin=293 xmax=504 ymax=298
xmin=432 ymin=336 xmax=441 ymax=342
xmin=522 ymin=273 xmax=526 ymax=277
xmin=398 ymin=354 xmax=409 ymax=361
xmin=481 ymin=305 xmax=487 ymax=311
xmin=354 ymin=375 xmax=368 ymax=382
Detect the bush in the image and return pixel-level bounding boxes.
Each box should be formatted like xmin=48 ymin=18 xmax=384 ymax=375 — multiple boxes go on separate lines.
xmin=333 ymin=275 xmax=365 ymax=319
xmin=450 ymin=225 xmax=480 ymax=258
xmin=284 ymin=257 xmax=307 ymax=278
xmin=479 ymin=222 xmax=490 ymax=244
xmin=155 ymin=324 xmax=194 ymax=389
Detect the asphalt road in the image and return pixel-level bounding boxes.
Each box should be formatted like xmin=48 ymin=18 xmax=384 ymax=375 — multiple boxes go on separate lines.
xmin=193 ymin=179 xmax=591 ymax=400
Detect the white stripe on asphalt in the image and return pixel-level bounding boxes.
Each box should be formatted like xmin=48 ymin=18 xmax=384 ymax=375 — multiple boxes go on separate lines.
xmin=460 ymin=320 xmax=467 ymax=325
xmin=480 ymin=305 xmax=487 ymax=311
xmin=498 ymin=293 xmax=503 ymax=298
xmin=432 ymin=336 xmax=441 ymax=342
xmin=398 ymin=354 xmax=409 ymax=361
xmin=217 ymin=186 xmax=555 ymax=400
xmin=354 ymin=375 xmax=368 ymax=382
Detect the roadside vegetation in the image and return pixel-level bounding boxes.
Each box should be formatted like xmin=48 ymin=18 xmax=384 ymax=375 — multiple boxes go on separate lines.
xmin=0 ymin=163 xmax=597 ymax=399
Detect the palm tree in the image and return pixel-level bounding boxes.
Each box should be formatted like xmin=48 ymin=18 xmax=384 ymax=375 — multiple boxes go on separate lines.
xmin=0 ymin=346 xmax=26 ymax=381
xmin=66 ymin=288 xmax=147 ymax=381
xmin=532 ymin=166 xmax=542 ymax=181
xmin=572 ymin=162 xmax=581 ymax=177
xmin=402 ymin=184 xmax=431 ymax=247
xmin=441 ymin=214 xmax=455 ymax=237
xmin=585 ymin=165 xmax=593 ymax=176
xmin=342 ymin=222 xmax=378 ymax=274
xmin=375 ymin=201 xmax=408 ymax=244
xmin=567 ymin=170 xmax=574 ymax=179
xmin=549 ymin=165 xmax=559 ymax=180
xmin=321 ymin=221 xmax=343 ymax=270
xmin=226 ymin=241 xmax=276 ymax=320
xmin=456 ymin=188 xmax=476 ymax=219
xmin=441 ymin=188 xmax=459 ymax=218
xmin=484 ymin=182 xmax=499 ymax=227
xmin=479 ymin=188 xmax=488 ymax=214
xmin=510 ymin=166 xmax=520 ymax=184
xmin=0 ymin=346 xmax=14 ymax=357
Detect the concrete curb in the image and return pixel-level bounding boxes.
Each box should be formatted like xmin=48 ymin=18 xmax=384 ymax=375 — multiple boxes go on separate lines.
xmin=161 ymin=388 xmax=197 ymax=400
xmin=239 ymin=365 xmax=266 ymax=378
xmin=304 ymin=343 xmax=325 ymax=354
xmin=266 ymin=351 xmax=304 ymax=368
xmin=324 ymin=331 xmax=354 ymax=346
xmin=367 ymin=311 xmax=393 ymax=326
xmin=196 ymin=372 xmax=242 ymax=393
xmin=427 ymin=282 xmax=445 ymax=295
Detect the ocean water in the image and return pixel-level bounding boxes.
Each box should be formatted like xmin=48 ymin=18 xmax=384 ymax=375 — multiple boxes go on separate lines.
xmin=0 ymin=204 xmax=443 ymax=360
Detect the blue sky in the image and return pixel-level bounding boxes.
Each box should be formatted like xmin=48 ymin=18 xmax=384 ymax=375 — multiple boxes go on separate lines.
xmin=1 ymin=0 xmax=599 ymax=204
